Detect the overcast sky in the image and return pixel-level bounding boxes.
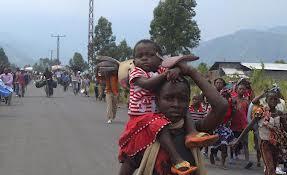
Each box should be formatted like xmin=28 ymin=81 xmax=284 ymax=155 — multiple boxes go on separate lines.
xmin=0 ymin=0 xmax=287 ymax=64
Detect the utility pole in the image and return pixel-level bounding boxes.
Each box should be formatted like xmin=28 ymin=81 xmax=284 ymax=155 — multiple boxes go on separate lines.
xmin=51 ymin=34 xmax=66 ymax=64
xmin=50 ymin=50 xmax=53 ymax=61
xmin=88 ymin=0 xmax=95 ymax=73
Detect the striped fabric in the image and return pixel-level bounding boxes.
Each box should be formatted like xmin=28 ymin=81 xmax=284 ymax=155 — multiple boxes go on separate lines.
xmin=128 ymin=67 xmax=166 ymax=116
xmin=189 ymin=104 xmax=207 ymax=121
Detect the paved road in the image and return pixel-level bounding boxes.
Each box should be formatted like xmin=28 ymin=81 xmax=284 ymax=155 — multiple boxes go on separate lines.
xmin=0 ymin=85 xmax=263 ymax=175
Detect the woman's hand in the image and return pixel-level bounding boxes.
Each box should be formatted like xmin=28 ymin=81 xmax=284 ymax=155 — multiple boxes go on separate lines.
xmin=176 ymin=61 xmax=195 ymax=76
xmin=166 ymin=67 xmax=181 ymax=81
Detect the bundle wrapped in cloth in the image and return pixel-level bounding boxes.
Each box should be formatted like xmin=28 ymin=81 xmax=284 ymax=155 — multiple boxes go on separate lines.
xmin=95 ymin=56 xmax=119 ymax=75
xmin=35 ymin=80 xmax=47 ymax=88
xmin=0 ymin=79 xmax=13 ymax=97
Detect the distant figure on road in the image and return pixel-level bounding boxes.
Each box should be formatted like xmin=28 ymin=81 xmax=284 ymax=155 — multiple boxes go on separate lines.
xmin=103 ymin=72 xmax=118 ymax=123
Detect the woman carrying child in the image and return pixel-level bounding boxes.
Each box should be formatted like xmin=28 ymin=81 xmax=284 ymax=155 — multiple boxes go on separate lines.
xmin=118 ymin=39 xmax=227 ymax=175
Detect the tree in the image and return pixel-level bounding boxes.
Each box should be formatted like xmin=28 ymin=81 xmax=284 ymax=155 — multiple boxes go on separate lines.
xmin=93 ymin=17 xmax=117 ymax=61
xmin=197 ymin=62 xmax=209 ymax=74
xmin=274 ymin=59 xmax=286 ymax=64
xmin=51 ymin=59 xmax=61 ymax=66
xmin=69 ymin=52 xmax=88 ymax=72
xmin=0 ymin=48 xmax=10 ymax=69
xmin=116 ymin=40 xmax=133 ymax=61
xmin=150 ymin=0 xmax=200 ymax=56
xmin=33 ymin=58 xmax=57 ymax=72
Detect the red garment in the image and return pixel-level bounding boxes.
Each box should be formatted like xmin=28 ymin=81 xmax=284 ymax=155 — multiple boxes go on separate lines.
xmin=17 ymin=74 xmax=25 ymax=86
xmin=223 ymin=99 xmax=233 ymax=124
xmin=189 ymin=103 xmax=204 ymax=112
xmin=230 ymin=97 xmax=249 ymax=131
xmin=231 ymin=89 xmax=253 ymax=100
xmin=128 ymin=66 xmax=166 ymax=115
xmin=189 ymin=103 xmax=207 ymax=121
xmin=118 ymin=113 xmax=170 ymax=161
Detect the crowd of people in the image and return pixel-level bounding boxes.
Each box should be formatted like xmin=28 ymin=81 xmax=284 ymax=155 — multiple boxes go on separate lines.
xmin=115 ymin=39 xmax=287 ymax=175
xmin=1 ymin=39 xmax=287 ymax=175
xmin=0 ymin=67 xmax=32 ymax=104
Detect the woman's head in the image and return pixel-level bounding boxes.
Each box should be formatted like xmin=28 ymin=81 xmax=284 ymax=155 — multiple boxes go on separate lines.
xmin=266 ymin=91 xmax=280 ymax=109
xmin=236 ymin=82 xmax=246 ymax=97
xmin=156 ymin=78 xmax=190 ymax=123
xmin=133 ymin=39 xmax=163 ymax=72
xmin=192 ymin=94 xmax=202 ymax=106
xmin=3 ymin=68 xmax=9 ymax=74
xmin=214 ymin=78 xmax=226 ymax=91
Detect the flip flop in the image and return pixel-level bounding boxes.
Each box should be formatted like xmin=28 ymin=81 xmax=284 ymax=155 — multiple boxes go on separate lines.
xmin=171 ymin=161 xmax=197 ymax=175
xmin=244 ymin=162 xmax=253 ymax=169
xmin=185 ymin=132 xmax=219 ymax=148
xmin=161 ymin=55 xmax=199 ymax=68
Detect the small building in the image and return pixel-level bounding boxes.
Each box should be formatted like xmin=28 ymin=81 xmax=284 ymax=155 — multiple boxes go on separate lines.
xmin=209 ymin=62 xmax=287 ymax=81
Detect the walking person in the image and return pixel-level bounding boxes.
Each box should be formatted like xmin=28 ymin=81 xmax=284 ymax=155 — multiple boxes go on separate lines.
xmin=0 ymin=67 xmax=13 ymax=104
xmin=17 ymin=69 xmax=26 ymax=97
xmin=71 ymin=71 xmax=80 ymax=95
xmin=103 ymin=71 xmax=118 ymax=123
xmin=232 ymin=90 xmax=287 ymax=175
xmin=94 ymin=76 xmax=99 ymax=100
xmin=230 ymin=81 xmax=253 ymax=169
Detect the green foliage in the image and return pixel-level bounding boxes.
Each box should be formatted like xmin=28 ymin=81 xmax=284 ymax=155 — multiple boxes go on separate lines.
xmin=69 ymin=52 xmax=88 ymax=72
xmin=93 ymin=17 xmax=117 ymax=59
xmin=274 ymin=59 xmax=286 ymax=64
xmin=150 ymin=0 xmax=200 ymax=56
xmin=33 ymin=58 xmax=60 ymax=72
xmin=0 ymin=48 xmax=10 ymax=70
xmin=93 ymin=17 xmax=133 ymax=62
xmin=116 ymin=40 xmax=133 ymax=61
xmin=197 ymin=62 xmax=209 ymax=74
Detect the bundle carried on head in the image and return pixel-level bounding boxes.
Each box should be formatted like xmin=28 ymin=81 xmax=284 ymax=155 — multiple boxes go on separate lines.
xmin=95 ymin=56 xmax=119 ymax=75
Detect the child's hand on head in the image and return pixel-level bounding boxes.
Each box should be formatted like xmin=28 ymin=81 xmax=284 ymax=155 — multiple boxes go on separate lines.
xmin=176 ymin=61 xmax=194 ymax=76
xmin=166 ymin=67 xmax=181 ymax=81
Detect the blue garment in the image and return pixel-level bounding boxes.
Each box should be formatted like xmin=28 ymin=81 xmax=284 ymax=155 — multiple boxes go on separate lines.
xmin=212 ymin=125 xmax=234 ymax=149
xmin=61 ymin=75 xmax=70 ymax=82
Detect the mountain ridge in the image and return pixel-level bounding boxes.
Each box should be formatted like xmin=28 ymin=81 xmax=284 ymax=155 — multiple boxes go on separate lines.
xmin=193 ymin=26 xmax=287 ymax=65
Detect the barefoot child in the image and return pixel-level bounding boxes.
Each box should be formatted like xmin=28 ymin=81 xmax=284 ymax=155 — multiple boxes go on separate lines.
xmin=210 ymin=88 xmax=235 ymax=169
xmin=118 ymin=40 xmax=218 ymax=175
xmin=232 ymin=90 xmax=287 ymax=175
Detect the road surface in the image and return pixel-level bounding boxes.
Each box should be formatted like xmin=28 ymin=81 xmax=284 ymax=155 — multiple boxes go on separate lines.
xmin=0 ymin=85 xmax=263 ymax=175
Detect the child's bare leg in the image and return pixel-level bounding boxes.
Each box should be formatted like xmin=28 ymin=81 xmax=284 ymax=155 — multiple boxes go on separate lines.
xmin=158 ymin=127 xmax=183 ymax=165
xmin=256 ymin=149 xmax=261 ymax=167
xmin=185 ymin=112 xmax=197 ymax=134
xmin=220 ymin=145 xmax=228 ymax=169
xmin=244 ymin=143 xmax=249 ymax=161
xmin=243 ymin=142 xmax=253 ymax=169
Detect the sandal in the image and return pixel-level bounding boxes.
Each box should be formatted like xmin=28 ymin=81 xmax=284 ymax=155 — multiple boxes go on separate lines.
xmin=161 ymin=55 xmax=199 ymax=68
xmin=171 ymin=161 xmax=197 ymax=175
xmin=185 ymin=132 xmax=219 ymax=148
